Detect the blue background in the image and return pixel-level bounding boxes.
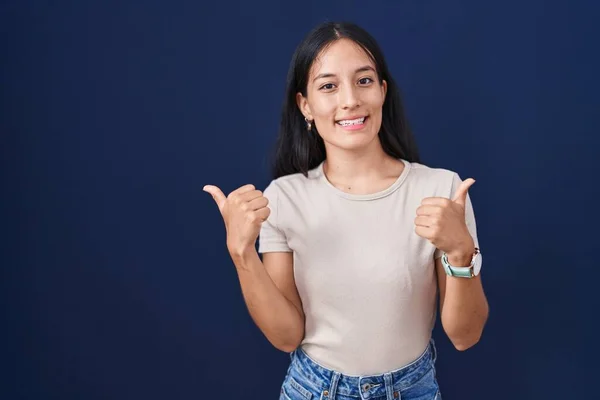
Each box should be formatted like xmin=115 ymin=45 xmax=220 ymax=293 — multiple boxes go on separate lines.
xmin=2 ymin=1 xmax=599 ymax=399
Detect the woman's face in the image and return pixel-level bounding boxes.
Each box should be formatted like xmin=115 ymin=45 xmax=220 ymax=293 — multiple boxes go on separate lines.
xmin=297 ymin=38 xmax=387 ymax=152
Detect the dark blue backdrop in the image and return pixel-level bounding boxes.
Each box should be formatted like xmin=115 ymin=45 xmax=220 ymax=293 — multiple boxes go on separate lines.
xmin=2 ymin=1 xmax=599 ymax=399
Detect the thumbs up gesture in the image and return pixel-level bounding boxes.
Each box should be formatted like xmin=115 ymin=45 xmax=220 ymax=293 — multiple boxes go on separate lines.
xmin=203 ymin=184 xmax=271 ymax=256
xmin=414 ymin=178 xmax=476 ymax=258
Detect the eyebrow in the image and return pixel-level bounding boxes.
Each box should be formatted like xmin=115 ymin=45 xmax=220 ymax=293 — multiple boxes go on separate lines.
xmin=312 ymin=65 xmax=376 ymax=82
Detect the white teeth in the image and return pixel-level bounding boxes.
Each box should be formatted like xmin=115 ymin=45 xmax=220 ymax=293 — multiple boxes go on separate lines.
xmin=337 ymin=117 xmax=365 ymax=126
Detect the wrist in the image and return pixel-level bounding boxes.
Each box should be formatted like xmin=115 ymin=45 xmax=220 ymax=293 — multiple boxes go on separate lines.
xmin=446 ymin=245 xmax=476 ymax=267
xmin=229 ymin=245 xmax=257 ymax=263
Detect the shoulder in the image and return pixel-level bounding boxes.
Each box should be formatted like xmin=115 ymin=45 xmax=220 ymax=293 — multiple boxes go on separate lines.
xmin=262 ymin=165 xmax=322 ymax=200
xmin=406 ymin=161 xmax=463 ymax=197
xmin=409 ymin=161 xmax=456 ymax=181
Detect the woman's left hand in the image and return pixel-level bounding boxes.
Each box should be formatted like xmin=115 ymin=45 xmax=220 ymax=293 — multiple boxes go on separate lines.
xmin=414 ymin=178 xmax=476 ymax=258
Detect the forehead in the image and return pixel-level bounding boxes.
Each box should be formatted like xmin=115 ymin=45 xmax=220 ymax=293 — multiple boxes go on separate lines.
xmin=309 ymin=38 xmax=375 ymax=78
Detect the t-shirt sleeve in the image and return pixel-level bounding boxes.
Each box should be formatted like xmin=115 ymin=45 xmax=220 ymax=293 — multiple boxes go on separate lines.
xmin=258 ymin=181 xmax=292 ymax=253
xmin=434 ymin=172 xmax=480 ymax=260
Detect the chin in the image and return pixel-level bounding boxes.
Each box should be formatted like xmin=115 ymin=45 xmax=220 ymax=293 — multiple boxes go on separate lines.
xmin=328 ymin=132 xmax=379 ymax=151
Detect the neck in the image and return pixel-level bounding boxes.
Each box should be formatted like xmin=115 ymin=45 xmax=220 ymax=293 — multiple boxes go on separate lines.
xmin=322 ymin=140 xmax=397 ymax=184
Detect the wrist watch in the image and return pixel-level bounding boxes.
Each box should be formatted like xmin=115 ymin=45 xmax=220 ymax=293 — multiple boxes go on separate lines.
xmin=441 ymin=248 xmax=482 ymax=278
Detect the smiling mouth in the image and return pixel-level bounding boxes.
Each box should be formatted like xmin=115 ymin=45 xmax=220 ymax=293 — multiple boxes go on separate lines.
xmin=336 ymin=116 xmax=367 ymax=127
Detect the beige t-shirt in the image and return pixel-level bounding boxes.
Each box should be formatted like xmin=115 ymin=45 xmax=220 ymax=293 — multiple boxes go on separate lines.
xmin=258 ymin=159 xmax=479 ymax=375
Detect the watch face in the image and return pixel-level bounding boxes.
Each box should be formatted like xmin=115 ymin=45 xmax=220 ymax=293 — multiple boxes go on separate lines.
xmin=473 ymin=253 xmax=482 ymax=276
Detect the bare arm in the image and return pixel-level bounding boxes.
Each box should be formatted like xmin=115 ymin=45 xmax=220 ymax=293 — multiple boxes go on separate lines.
xmin=415 ymin=176 xmax=489 ymax=350
xmin=232 ymin=248 xmax=304 ymax=352
xmin=436 ymin=253 xmax=489 ymax=350
xmin=202 ymin=183 xmax=304 ymax=352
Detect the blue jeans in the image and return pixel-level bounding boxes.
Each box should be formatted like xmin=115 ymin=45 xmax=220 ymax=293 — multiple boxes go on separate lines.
xmin=280 ymin=339 xmax=441 ymax=400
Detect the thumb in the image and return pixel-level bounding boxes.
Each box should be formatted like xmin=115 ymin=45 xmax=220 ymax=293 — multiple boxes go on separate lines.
xmin=203 ymin=185 xmax=227 ymax=213
xmin=452 ymin=178 xmax=476 ymax=207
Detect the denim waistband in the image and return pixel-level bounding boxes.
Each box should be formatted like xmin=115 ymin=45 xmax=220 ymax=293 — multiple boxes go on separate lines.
xmin=288 ymin=339 xmax=437 ymax=399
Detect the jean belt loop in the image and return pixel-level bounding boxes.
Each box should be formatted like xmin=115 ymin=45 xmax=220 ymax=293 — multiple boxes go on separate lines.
xmin=327 ymin=371 xmax=341 ymax=399
xmin=430 ymin=338 xmax=437 ymax=364
xmin=384 ymin=372 xmax=396 ymax=400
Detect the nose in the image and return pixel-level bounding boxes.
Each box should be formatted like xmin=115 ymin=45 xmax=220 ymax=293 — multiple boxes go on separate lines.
xmin=339 ymin=84 xmax=360 ymax=109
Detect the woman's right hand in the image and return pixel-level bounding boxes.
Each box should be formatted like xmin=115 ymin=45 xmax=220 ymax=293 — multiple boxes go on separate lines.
xmin=203 ymin=184 xmax=271 ymax=256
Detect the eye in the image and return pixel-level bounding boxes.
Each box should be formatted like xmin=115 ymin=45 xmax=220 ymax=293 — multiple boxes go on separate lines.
xmin=319 ymin=83 xmax=336 ymax=90
xmin=358 ymin=77 xmax=374 ymax=85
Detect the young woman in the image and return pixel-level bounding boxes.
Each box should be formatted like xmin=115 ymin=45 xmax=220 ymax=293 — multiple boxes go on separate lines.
xmin=204 ymin=21 xmax=489 ymax=400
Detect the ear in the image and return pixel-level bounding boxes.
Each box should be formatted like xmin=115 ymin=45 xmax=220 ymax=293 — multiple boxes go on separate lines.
xmin=296 ymin=92 xmax=313 ymax=120
xmin=381 ymin=79 xmax=388 ymax=99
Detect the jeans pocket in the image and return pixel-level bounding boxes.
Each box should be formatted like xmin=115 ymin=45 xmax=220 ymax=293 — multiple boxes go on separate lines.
xmin=281 ymin=376 xmax=313 ymax=400
xmin=401 ymin=366 xmax=440 ymax=399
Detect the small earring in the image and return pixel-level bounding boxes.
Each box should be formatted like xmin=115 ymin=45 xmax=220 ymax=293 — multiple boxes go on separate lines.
xmin=305 ymin=117 xmax=312 ymax=131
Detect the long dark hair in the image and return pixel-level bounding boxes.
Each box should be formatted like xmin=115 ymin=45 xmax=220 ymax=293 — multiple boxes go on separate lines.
xmin=269 ymin=21 xmax=420 ymax=179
